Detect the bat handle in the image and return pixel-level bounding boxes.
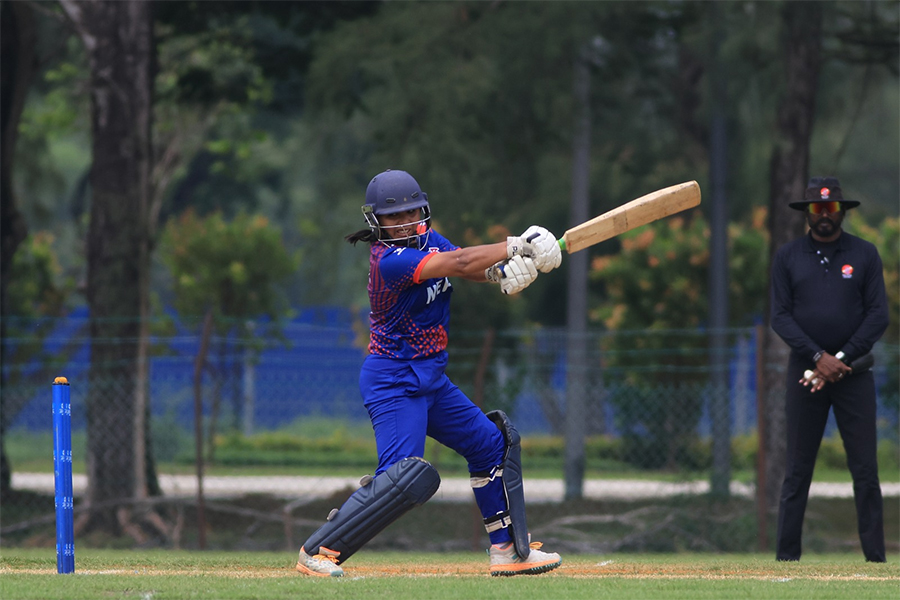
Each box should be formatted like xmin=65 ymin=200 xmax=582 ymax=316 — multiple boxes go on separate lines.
xmin=558 ymin=238 xmax=566 ymax=251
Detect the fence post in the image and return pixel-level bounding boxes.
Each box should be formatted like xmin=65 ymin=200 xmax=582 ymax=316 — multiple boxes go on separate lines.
xmin=755 ymin=324 xmax=768 ymax=552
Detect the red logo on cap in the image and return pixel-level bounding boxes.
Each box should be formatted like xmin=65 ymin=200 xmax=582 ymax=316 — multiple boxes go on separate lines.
xmin=820 ymin=187 xmax=830 ymax=199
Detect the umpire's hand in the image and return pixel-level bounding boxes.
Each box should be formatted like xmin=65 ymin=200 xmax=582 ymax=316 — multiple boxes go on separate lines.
xmin=816 ymin=352 xmax=852 ymax=383
xmin=800 ymin=352 xmax=852 ymax=393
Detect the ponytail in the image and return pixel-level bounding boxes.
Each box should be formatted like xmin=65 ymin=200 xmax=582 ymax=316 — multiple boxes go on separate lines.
xmin=345 ymin=228 xmax=378 ymax=246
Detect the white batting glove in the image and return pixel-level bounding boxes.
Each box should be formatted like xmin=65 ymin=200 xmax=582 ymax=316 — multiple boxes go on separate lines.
xmin=507 ymin=226 xmax=562 ymax=273
xmin=486 ymin=255 xmax=538 ymax=295
xmin=521 ymin=225 xmax=562 ymax=273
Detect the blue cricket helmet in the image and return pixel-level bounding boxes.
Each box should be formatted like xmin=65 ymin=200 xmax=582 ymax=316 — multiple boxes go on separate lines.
xmin=362 ymin=170 xmax=432 ymax=247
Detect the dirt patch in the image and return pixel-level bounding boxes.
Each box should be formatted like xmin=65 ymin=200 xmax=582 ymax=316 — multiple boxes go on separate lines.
xmin=3 ymin=562 xmax=897 ymax=581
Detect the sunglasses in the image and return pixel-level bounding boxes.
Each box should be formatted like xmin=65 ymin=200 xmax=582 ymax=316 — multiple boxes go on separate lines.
xmin=807 ymin=201 xmax=842 ymax=214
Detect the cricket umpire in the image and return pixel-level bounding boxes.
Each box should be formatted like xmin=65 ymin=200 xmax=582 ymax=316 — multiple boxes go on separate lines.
xmin=770 ymin=176 xmax=889 ymax=562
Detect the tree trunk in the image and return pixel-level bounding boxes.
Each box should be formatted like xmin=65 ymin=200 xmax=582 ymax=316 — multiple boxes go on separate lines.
xmin=762 ymin=1 xmax=823 ymax=512
xmin=59 ymin=0 xmax=155 ymax=534
xmin=0 ymin=0 xmax=37 ymax=501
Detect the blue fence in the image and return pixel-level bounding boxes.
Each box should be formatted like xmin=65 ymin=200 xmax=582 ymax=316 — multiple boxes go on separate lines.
xmin=4 ymin=308 xmax=898 ymax=442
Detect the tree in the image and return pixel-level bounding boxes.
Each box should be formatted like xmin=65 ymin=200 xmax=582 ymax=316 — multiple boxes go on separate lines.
xmin=757 ymin=1 xmax=824 ymax=515
xmin=160 ymin=211 xmax=297 ymax=323
xmin=59 ymin=0 xmax=157 ymax=536
xmin=0 ymin=0 xmax=38 ymax=500
xmin=591 ymin=208 xmax=769 ymax=470
xmin=158 ymin=209 xmax=297 ymax=443
xmin=157 ymin=209 xmax=296 ymax=548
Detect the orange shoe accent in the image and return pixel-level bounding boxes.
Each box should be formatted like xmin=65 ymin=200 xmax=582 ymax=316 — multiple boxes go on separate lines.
xmin=296 ymin=561 xmax=335 ymax=577
xmin=489 ymin=541 xmax=562 ymax=576
xmin=296 ymin=546 xmax=343 ymax=577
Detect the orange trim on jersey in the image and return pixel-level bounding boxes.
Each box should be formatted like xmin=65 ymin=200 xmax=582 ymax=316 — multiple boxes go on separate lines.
xmin=413 ymin=251 xmax=439 ymax=284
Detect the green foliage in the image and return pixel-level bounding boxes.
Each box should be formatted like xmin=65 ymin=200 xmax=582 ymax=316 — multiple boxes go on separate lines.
xmin=307 ymin=0 xmax=692 ymax=228
xmin=845 ymin=213 xmax=899 ymax=340
xmin=218 ymin=426 xmax=372 ymax=454
xmin=20 ymin=63 xmax=85 ymax=136
xmin=154 ymin=17 xmax=277 ymax=222
xmin=588 ymin=210 xmax=768 ymax=469
xmin=5 ymin=232 xmax=72 ymax=319
xmin=3 ymin=232 xmax=75 ymax=401
xmin=302 ymin=2 xmax=711 ymax=323
xmin=845 ymin=212 xmax=900 ymax=412
xmin=211 ymin=428 xmax=377 ymax=469
xmin=15 ymin=34 xmax=91 ymax=230
xmin=591 ymin=208 xmax=769 ymax=330
xmin=12 ymin=1 xmax=899 ymax=328
xmin=158 ymin=210 xmax=297 ymax=326
xmin=150 ymin=2 xmax=377 ymax=226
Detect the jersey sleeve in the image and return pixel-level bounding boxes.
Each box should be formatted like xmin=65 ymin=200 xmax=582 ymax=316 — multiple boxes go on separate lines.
xmin=422 ymin=231 xmax=460 ymax=253
xmin=378 ymin=246 xmax=430 ymax=291
xmin=374 ymin=230 xmax=460 ymax=291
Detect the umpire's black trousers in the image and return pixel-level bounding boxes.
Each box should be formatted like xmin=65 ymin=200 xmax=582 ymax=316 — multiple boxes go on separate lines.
xmin=776 ymin=356 xmax=885 ymax=562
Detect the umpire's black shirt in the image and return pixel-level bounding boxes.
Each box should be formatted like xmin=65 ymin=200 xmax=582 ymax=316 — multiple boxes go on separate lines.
xmin=771 ymin=231 xmax=889 ymax=363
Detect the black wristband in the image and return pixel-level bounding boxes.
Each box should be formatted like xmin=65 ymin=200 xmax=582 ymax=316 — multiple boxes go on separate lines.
xmin=813 ymin=351 xmax=824 ymax=363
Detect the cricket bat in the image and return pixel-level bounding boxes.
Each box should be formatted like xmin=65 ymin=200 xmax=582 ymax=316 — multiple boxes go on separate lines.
xmin=558 ymin=181 xmax=702 ymax=253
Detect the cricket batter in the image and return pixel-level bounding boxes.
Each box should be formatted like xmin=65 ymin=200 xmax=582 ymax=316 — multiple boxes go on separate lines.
xmin=295 ymin=169 xmax=564 ymax=577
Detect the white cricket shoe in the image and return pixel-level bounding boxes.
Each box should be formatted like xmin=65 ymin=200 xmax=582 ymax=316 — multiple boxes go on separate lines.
xmin=296 ymin=546 xmax=343 ymax=578
xmin=489 ymin=540 xmax=562 ymax=576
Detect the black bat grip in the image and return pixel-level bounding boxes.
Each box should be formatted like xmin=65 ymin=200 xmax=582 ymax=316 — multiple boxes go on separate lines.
xmin=848 ymin=353 xmax=874 ymax=374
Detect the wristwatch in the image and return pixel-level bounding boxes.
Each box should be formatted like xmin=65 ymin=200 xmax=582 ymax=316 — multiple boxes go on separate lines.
xmin=813 ymin=350 xmax=824 ymax=363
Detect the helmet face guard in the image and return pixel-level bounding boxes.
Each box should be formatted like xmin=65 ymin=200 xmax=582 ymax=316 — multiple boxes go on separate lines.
xmin=362 ymin=205 xmax=432 ymax=248
xmin=362 ymin=170 xmax=432 ymax=249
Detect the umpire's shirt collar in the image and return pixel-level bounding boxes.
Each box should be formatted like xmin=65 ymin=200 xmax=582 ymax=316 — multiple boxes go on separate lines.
xmin=803 ymin=230 xmax=846 ymax=252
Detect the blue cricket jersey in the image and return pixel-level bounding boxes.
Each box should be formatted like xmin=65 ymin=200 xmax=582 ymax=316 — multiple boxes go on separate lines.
xmin=367 ymin=230 xmax=460 ymax=359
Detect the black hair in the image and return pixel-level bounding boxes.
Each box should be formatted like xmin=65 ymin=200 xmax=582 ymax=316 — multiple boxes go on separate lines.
xmin=345 ymin=228 xmax=378 ymax=246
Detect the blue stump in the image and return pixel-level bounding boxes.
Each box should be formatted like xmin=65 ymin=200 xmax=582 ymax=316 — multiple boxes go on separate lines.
xmin=53 ymin=377 xmax=75 ymax=574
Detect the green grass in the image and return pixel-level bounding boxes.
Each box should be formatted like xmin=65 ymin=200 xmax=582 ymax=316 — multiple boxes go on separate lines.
xmin=7 ymin=428 xmax=897 ymax=483
xmin=0 ymin=549 xmax=897 ymax=600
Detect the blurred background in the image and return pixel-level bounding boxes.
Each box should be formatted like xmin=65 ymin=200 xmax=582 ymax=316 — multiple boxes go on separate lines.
xmin=2 ymin=0 xmax=897 ymax=554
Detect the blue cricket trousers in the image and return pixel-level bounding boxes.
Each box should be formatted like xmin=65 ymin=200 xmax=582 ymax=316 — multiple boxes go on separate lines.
xmin=360 ymin=352 xmax=511 ymax=544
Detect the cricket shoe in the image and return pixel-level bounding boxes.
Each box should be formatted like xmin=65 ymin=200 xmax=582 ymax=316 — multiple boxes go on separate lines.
xmin=489 ymin=540 xmax=561 ymax=576
xmin=296 ymin=546 xmax=343 ymax=578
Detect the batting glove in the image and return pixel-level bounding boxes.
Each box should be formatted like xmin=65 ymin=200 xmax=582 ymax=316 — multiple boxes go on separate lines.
xmin=486 ymin=255 xmax=538 ymax=295
xmin=521 ymin=225 xmax=562 ymax=273
xmin=507 ymin=226 xmax=562 ymax=273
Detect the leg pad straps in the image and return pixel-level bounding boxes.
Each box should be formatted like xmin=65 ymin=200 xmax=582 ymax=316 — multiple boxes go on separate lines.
xmin=482 ymin=410 xmax=531 ymax=559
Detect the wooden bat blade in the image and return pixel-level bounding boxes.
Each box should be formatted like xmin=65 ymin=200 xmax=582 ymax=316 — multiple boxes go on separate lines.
xmin=560 ymin=181 xmax=701 ymax=254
